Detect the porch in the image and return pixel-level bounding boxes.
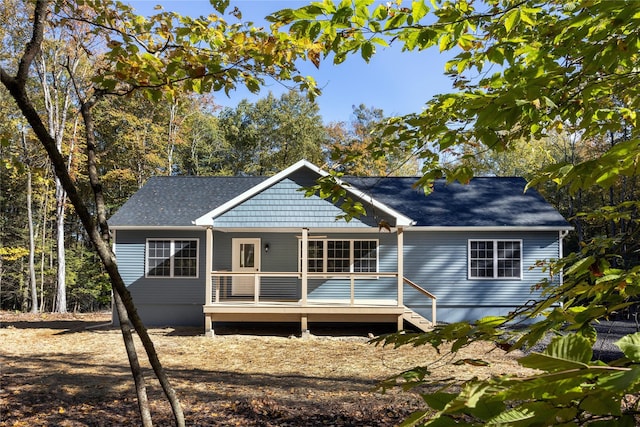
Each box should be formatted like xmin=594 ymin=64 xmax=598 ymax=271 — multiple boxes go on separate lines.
xmin=203 ymin=271 xmax=436 ymax=335
xmin=201 ymin=227 xmax=437 ymax=335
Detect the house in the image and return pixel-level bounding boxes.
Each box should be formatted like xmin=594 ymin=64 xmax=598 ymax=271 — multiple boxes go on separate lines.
xmin=109 ymin=160 xmax=572 ymax=335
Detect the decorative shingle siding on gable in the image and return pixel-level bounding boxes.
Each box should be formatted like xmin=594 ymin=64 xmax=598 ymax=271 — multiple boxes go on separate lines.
xmin=214 ymin=175 xmax=381 ymax=228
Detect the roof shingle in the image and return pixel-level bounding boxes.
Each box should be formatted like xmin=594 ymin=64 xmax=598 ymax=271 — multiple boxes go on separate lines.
xmin=109 ymin=172 xmax=570 ymax=229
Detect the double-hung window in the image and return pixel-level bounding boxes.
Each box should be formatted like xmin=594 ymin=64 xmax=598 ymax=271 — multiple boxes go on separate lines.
xmin=468 ymin=239 xmax=521 ymax=279
xmin=146 ymin=239 xmax=199 ymax=278
xmin=301 ymin=239 xmax=378 ymax=274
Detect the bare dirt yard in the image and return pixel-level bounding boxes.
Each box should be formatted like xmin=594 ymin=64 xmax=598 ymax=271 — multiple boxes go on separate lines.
xmin=0 ymin=312 xmax=534 ymax=426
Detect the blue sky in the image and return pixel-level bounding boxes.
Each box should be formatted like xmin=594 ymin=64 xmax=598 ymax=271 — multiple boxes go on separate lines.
xmin=127 ymin=0 xmax=455 ymax=124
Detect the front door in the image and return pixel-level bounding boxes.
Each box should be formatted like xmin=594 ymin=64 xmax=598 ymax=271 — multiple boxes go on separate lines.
xmin=231 ymin=238 xmax=260 ymax=296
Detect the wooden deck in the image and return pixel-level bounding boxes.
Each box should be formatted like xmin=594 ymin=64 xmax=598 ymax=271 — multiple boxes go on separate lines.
xmin=203 ymin=300 xmax=406 ymax=334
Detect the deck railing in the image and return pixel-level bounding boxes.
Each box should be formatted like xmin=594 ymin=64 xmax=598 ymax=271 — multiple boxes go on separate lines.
xmin=209 ymin=271 xmax=399 ymax=305
xmin=403 ymin=277 xmax=437 ymax=325
xmin=208 ymin=271 xmax=437 ymax=323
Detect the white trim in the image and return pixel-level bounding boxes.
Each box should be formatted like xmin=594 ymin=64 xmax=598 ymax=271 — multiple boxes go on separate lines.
xmin=193 ymin=159 xmax=415 ymax=227
xmin=219 ymin=227 xmax=397 ymax=233
xmin=111 ymin=225 xmax=205 ymax=231
xmin=468 ymin=239 xmax=523 ymax=280
xmin=298 ymin=238 xmax=379 ymax=275
xmin=408 ymin=226 xmax=573 ymax=232
xmin=144 ymin=238 xmax=200 ymax=279
xmin=231 ymin=237 xmax=261 ymax=296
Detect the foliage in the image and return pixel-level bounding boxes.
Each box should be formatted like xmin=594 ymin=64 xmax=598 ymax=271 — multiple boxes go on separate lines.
xmin=57 ymin=0 xmax=320 ymax=101
xmin=326 ymin=104 xmax=419 ymax=176
xmin=268 ymin=0 xmax=640 ymax=425
xmin=216 ymin=90 xmax=326 ymax=175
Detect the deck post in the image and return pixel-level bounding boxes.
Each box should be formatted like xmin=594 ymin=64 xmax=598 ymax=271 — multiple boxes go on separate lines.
xmin=301 ymin=228 xmax=308 ymax=306
xmin=204 ymin=314 xmax=214 ymax=337
xmin=397 ymin=226 xmax=404 ymax=307
xmin=205 ymin=227 xmax=213 ymax=305
xmin=254 ymin=273 xmax=260 ymax=304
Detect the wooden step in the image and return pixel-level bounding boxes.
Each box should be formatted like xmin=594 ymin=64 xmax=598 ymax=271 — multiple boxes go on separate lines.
xmin=402 ymin=307 xmax=433 ymax=332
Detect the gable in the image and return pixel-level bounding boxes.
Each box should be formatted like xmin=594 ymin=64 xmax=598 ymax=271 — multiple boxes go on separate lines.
xmin=213 ymin=172 xmax=389 ymax=228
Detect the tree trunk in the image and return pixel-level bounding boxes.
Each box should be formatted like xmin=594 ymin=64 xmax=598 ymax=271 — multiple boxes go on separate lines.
xmin=54 ymin=178 xmax=66 ymax=312
xmin=113 ymin=290 xmax=153 ymax=427
xmin=1 ymin=1 xmax=185 ymax=425
xmin=80 ymin=97 xmax=185 ymax=426
xmin=21 ymin=128 xmax=39 ymax=313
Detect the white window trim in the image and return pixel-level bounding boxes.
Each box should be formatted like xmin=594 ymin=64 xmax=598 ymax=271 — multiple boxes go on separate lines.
xmin=299 ymin=238 xmax=379 ymax=274
xmin=468 ymin=239 xmax=522 ymax=280
xmin=145 ymin=238 xmax=200 ymax=279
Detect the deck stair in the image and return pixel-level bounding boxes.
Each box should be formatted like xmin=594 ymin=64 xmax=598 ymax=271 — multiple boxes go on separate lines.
xmin=403 ymin=307 xmax=434 ymax=332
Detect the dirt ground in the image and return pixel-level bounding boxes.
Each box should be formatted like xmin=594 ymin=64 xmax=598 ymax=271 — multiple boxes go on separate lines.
xmin=0 ymin=312 xmax=534 ymax=426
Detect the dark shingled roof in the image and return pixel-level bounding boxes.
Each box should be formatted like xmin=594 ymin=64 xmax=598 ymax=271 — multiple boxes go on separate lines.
xmin=109 ymin=173 xmax=570 ymax=229
xmin=109 ymin=176 xmax=267 ymax=227
xmin=343 ymin=177 xmax=570 ymax=228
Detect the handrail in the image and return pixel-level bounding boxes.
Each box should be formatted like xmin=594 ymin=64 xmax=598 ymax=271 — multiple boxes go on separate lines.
xmin=209 ymin=271 xmax=399 ymax=305
xmin=403 ymin=277 xmax=437 ymax=300
xmin=208 ymin=272 xmax=437 ymax=324
xmin=403 ymin=277 xmax=437 ymax=325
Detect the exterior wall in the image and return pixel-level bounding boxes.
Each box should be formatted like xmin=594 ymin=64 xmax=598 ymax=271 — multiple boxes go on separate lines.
xmin=214 ymin=171 xmax=389 ymax=228
xmin=212 ymin=231 xmax=399 ymax=302
xmin=113 ymin=227 xmax=562 ymax=327
xmin=113 ymin=229 xmax=207 ymax=326
xmin=403 ymin=230 xmax=561 ymax=323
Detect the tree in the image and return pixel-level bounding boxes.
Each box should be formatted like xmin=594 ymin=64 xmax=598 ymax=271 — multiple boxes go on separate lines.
xmin=217 ymin=90 xmax=326 ymax=175
xmin=270 ymin=0 xmax=640 ymax=424
xmin=325 ymin=103 xmax=419 ymax=176
xmin=2 ymin=0 xmax=322 ymax=424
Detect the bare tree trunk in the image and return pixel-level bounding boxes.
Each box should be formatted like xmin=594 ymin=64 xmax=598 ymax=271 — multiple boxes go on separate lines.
xmin=53 ymin=180 xmax=66 ymax=312
xmin=113 ymin=290 xmax=152 ymax=427
xmin=21 ymin=128 xmax=39 ymax=313
xmin=39 ymin=180 xmax=49 ymax=310
xmin=37 ymin=33 xmax=77 ymax=314
xmin=1 ymin=2 xmax=184 ymax=425
xmin=79 ymin=97 xmax=185 ymax=426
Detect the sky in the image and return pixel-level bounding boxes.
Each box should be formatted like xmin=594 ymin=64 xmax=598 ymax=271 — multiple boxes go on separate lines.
xmin=126 ymin=0 xmax=455 ymax=124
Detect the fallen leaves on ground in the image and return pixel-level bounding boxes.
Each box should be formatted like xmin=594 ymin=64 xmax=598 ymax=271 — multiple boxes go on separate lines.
xmin=0 ymin=312 xmax=534 ymax=426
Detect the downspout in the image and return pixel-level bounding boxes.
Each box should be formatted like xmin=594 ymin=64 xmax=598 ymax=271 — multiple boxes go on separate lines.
xmin=558 ymin=230 xmax=570 ymax=308
xmin=559 ymin=230 xmax=569 ymax=287
xmin=397 ymin=226 xmax=404 ymax=307
xmin=110 ymin=229 xmax=116 ymax=325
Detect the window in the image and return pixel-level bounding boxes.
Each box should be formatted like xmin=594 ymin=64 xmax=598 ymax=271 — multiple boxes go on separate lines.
xmin=146 ymin=239 xmax=199 ymax=278
xmin=300 ymin=239 xmax=378 ymax=273
xmin=469 ymin=240 xmax=521 ymax=279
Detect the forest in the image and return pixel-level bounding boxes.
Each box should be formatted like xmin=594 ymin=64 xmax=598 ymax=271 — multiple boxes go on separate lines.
xmin=0 ymin=0 xmax=636 ymax=318
xmin=3 ymin=0 xmax=640 ymax=425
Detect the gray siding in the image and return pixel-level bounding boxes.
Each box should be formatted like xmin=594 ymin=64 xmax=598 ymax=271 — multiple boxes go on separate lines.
xmin=214 ymin=173 xmax=387 ymax=228
xmin=403 ymin=230 xmax=561 ymax=322
xmin=213 ymin=231 xmax=399 ymax=302
xmin=114 ymin=227 xmax=563 ymax=327
xmin=114 ymin=229 xmax=207 ymax=326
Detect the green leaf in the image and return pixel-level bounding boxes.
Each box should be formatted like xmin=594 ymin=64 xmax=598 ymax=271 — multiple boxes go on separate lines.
xmin=486 ymin=407 xmax=535 ymax=425
xmin=616 ymin=333 xmax=640 ymax=362
xmin=412 ymin=1 xmax=429 ymax=22
xmin=503 ymin=8 xmax=520 ymax=34
xmin=422 ymin=392 xmax=456 ymax=411
xmin=519 ymin=334 xmax=592 ymax=371
xmin=398 ymin=410 xmax=430 ymax=427
xmin=361 ymin=41 xmax=374 ymax=61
